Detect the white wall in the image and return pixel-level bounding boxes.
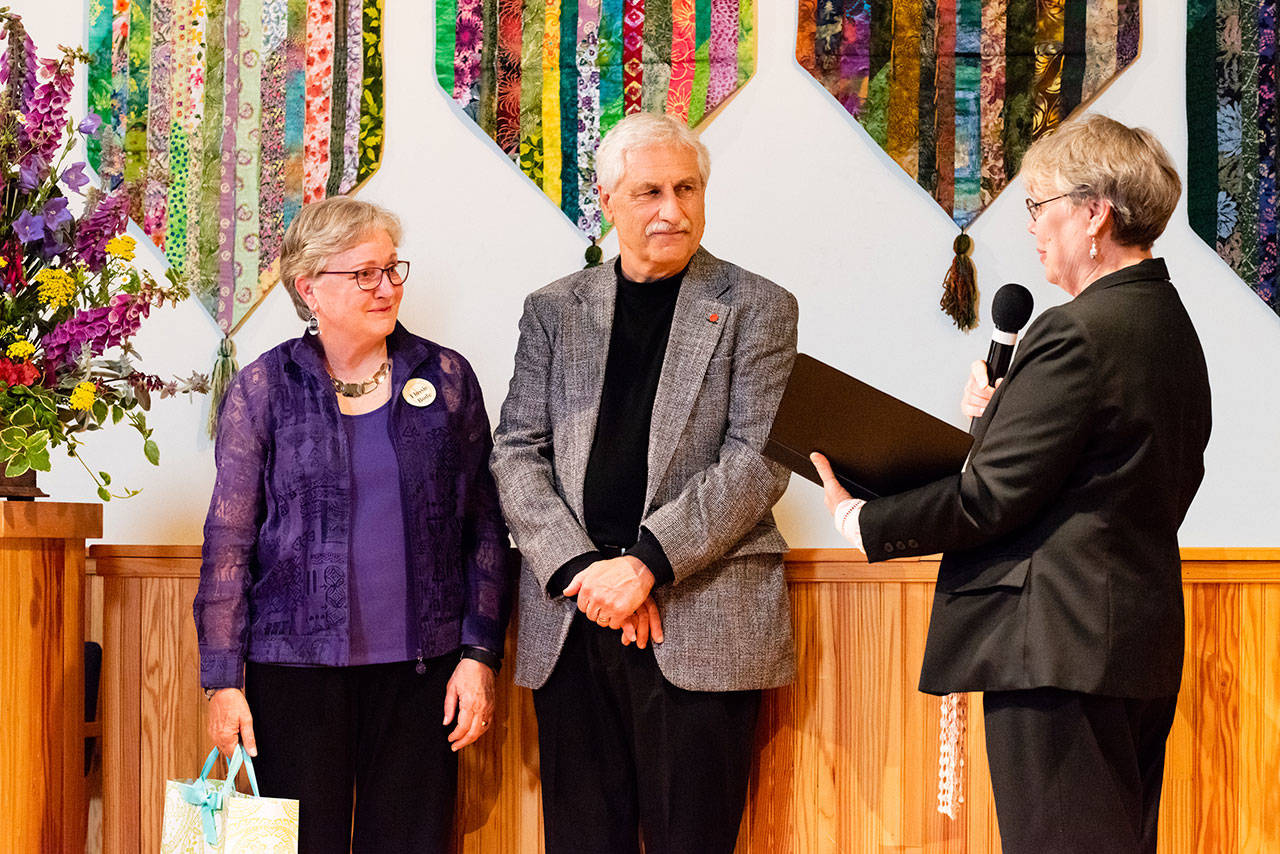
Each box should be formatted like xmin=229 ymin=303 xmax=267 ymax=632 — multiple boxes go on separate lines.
xmin=21 ymin=0 xmax=1280 ymax=546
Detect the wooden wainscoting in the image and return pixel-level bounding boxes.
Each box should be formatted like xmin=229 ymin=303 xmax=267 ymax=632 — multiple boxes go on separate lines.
xmin=89 ymin=546 xmax=1280 ymax=853
xmin=0 ymin=502 xmax=101 ymax=854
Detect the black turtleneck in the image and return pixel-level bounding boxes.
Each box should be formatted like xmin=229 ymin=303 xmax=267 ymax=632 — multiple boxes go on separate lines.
xmin=547 ymin=259 xmax=681 ymax=595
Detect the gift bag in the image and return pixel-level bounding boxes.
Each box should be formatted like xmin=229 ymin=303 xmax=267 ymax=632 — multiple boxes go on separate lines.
xmin=160 ymin=745 xmax=299 ymax=853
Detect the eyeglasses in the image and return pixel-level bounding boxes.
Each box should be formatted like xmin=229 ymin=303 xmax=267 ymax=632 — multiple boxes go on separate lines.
xmin=1025 ymin=194 xmax=1071 ymax=221
xmin=320 ymin=260 xmax=411 ymax=290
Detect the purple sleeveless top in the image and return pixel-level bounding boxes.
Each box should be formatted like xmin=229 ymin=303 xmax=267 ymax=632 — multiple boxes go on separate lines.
xmin=341 ymin=400 xmax=411 ymax=665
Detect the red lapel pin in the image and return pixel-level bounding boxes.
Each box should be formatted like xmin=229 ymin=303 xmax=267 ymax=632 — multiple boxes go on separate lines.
xmin=707 ymin=313 xmax=719 ymax=324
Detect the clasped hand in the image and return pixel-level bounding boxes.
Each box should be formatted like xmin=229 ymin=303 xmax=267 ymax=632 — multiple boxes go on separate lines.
xmin=565 ymin=556 xmax=664 ymax=649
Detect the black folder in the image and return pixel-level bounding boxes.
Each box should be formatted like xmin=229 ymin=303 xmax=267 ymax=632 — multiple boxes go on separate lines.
xmin=764 ymin=354 xmax=974 ymax=501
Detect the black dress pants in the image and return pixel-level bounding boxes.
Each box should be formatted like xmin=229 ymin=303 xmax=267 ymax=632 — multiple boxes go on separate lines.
xmin=244 ymin=656 xmax=458 ymax=854
xmin=983 ymin=687 xmax=1179 ymax=854
xmin=533 ymin=614 xmax=761 ymax=854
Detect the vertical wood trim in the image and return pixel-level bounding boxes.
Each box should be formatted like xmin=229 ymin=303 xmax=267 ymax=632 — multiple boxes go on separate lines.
xmin=103 ymin=577 xmax=143 ymax=854
xmin=140 ymin=578 xmax=182 ymax=853
xmin=1236 ymin=584 xmax=1280 ymax=849
xmin=1192 ymin=584 xmax=1240 ymax=852
xmin=61 ymin=542 xmax=86 ymax=853
xmin=901 ymin=583 xmax=929 ymax=850
xmin=101 ymin=576 xmax=124 ymax=854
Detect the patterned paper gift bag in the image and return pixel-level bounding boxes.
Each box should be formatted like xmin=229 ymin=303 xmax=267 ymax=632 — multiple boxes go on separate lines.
xmin=161 ymin=746 xmax=299 ymax=853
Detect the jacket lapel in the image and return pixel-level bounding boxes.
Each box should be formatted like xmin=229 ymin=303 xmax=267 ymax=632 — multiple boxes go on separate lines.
xmin=561 ymin=264 xmax=617 ymax=518
xmin=645 ymin=248 xmax=729 ymax=508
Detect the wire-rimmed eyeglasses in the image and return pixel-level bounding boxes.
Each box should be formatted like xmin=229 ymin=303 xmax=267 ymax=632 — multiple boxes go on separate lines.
xmin=1024 ymin=194 xmax=1071 ymax=222
xmin=320 ymin=260 xmax=411 ymax=290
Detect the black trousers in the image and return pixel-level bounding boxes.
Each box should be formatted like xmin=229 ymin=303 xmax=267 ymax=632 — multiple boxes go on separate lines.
xmin=982 ymin=687 xmax=1179 ymax=854
xmin=244 ymin=656 xmax=458 ymax=854
xmin=533 ymin=614 xmax=761 ymax=854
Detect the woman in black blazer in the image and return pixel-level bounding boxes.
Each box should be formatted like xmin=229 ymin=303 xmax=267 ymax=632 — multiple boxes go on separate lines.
xmin=813 ymin=115 xmax=1211 ymax=854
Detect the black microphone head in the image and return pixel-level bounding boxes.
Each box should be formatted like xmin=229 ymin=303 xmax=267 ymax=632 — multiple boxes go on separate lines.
xmin=991 ymin=283 xmax=1034 ymax=332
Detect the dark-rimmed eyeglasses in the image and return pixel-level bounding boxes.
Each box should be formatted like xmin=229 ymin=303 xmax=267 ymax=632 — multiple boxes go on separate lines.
xmin=1024 ymin=194 xmax=1070 ymax=222
xmin=320 ymin=260 xmax=411 ymax=291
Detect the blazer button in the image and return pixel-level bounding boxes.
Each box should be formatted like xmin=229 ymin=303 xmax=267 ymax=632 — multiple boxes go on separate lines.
xmin=883 ymin=542 xmax=894 ymax=553
xmin=896 ymin=541 xmax=907 ymax=551
xmin=908 ymin=539 xmax=919 ymax=548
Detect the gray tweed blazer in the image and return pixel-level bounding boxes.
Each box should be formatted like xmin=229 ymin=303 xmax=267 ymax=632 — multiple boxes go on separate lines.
xmin=490 ymin=247 xmax=799 ymax=692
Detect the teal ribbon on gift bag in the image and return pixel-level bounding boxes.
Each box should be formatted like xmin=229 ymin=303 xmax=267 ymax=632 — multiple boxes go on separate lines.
xmin=178 ymin=745 xmax=262 ymax=845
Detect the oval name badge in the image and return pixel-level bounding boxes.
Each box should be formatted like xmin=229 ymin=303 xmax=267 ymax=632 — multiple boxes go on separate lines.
xmin=402 ymin=378 xmax=437 ymax=407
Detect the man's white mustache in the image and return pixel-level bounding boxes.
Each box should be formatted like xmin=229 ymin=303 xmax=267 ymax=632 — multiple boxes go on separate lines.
xmin=646 ymin=220 xmax=691 ymax=237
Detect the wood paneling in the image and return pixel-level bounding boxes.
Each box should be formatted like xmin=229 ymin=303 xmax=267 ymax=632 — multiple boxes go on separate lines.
xmin=91 ymin=547 xmax=1280 ymax=853
xmin=99 ymin=572 xmax=209 ymax=854
xmin=0 ymin=503 xmax=100 ymax=854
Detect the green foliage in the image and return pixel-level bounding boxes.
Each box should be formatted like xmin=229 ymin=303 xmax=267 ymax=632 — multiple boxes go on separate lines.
xmin=0 ymin=12 xmax=208 ymax=498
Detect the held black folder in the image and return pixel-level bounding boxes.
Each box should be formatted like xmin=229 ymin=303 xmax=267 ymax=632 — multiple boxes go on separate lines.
xmin=764 ymin=354 xmax=975 ymax=501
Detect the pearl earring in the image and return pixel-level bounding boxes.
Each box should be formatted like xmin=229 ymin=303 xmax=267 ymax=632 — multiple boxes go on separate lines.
xmin=1089 ymin=236 xmax=1099 ymax=260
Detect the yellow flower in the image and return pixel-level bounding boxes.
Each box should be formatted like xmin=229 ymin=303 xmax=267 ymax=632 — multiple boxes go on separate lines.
xmin=105 ymin=235 xmax=137 ymax=261
xmin=0 ymin=256 xmax=7 ymax=268
xmin=69 ymin=382 xmax=97 ymax=411
xmin=5 ymin=340 xmax=35 ymax=361
xmin=33 ymin=268 xmax=76 ymax=309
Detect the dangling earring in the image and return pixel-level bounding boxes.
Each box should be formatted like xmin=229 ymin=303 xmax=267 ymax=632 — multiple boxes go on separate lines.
xmin=1089 ymin=236 xmax=1099 ymax=260
xmin=306 ymin=312 xmax=320 ymax=335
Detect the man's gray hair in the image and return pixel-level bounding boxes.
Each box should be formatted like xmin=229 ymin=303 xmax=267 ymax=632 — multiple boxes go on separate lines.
xmin=596 ymin=113 xmax=710 ymax=192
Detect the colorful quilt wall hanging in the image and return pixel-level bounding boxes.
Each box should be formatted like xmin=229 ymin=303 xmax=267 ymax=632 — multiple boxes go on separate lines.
xmin=435 ymin=0 xmax=755 ymax=248
xmin=86 ymin=0 xmax=386 ymax=429
xmin=1187 ymin=0 xmax=1278 ymax=316
xmin=797 ymin=0 xmax=1140 ymax=329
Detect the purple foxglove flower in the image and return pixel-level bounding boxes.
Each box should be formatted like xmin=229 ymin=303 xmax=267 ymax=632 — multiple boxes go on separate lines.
xmin=42 ymin=196 xmax=71 ymax=229
xmin=73 ymin=190 xmax=129 ymax=272
xmin=78 ymin=113 xmax=102 ymax=136
xmin=25 ymin=56 xmax=75 ymax=163
xmin=43 ymin=291 xmax=153 ymax=367
xmin=60 ymin=161 xmax=89 ymax=194
xmin=13 ymin=210 xmax=44 ymax=243
xmin=1 ymin=19 xmax=38 ymax=129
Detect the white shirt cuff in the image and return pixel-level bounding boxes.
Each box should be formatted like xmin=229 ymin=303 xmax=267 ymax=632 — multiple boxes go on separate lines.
xmin=834 ymin=498 xmax=866 ymax=551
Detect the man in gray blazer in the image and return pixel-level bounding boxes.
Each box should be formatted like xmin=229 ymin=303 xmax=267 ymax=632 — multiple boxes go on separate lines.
xmin=490 ymin=113 xmax=798 ymax=854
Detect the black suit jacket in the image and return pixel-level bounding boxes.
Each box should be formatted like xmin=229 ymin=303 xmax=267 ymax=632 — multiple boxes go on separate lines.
xmin=860 ymin=259 xmax=1212 ymax=698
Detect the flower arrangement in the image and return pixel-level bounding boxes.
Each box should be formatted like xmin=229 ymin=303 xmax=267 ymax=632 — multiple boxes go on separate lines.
xmin=0 ymin=10 xmax=205 ymax=500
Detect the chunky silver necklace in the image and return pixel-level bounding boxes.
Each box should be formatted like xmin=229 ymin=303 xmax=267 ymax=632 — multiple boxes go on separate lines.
xmin=329 ymin=360 xmax=390 ymax=398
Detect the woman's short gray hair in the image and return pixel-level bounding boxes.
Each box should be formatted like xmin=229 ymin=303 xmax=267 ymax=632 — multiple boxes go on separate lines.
xmin=596 ymin=113 xmax=710 ymax=192
xmin=1019 ymin=113 xmax=1181 ymax=249
xmin=279 ymin=197 xmax=403 ymax=320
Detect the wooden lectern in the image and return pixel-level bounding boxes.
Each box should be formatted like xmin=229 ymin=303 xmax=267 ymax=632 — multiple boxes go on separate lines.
xmin=0 ymin=501 xmax=101 ymax=853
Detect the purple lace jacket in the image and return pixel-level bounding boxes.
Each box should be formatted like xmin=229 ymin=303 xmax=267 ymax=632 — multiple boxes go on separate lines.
xmin=195 ymin=324 xmax=511 ymax=690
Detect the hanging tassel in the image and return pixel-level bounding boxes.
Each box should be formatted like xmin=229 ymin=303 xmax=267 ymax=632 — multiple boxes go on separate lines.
xmin=583 ymin=239 xmax=603 ymax=269
xmin=940 ymin=232 xmax=979 ymax=331
xmin=936 ymin=692 xmax=968 ymax=819
xmin=206 ymin=336 xmax=240 ymax=439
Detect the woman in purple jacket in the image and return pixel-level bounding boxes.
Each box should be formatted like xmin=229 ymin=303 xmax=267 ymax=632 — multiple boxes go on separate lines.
xmin=194 ymin=197 xmax=510 ymax=853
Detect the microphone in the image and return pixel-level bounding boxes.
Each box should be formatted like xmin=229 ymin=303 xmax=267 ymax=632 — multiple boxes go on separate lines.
xmin=970 ymin=284 xmax=1034 ymax=432
xmin=985 ymin=283 xmax=1035 ymax=384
